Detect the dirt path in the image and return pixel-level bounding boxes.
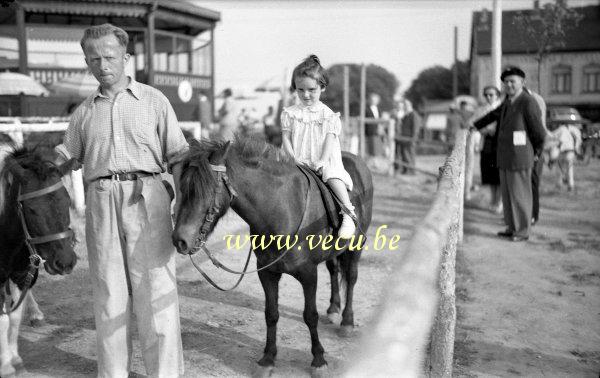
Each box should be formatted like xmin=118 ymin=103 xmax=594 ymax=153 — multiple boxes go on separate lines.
xmin=454 ymin=158 xmax=600 ymax=376
xmin=15 ymin=157 xmax=443 ymax=377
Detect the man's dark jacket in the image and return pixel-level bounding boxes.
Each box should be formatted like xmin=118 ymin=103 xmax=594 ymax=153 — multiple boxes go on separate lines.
xmin=365 ymin=105 xmax=379 ymax=136
xmin=474 ymin=90 xmax=546 ymax=170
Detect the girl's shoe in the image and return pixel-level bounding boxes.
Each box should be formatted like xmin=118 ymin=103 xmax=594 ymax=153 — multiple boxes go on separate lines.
xmin=338 ymin=205 xmax=356 ymax=239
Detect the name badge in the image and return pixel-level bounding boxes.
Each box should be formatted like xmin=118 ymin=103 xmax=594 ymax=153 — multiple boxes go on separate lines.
xmin=513 ymin=131 xmax=526 ymax=146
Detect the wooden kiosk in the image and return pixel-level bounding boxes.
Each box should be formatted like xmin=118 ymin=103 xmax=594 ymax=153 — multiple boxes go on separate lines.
xmin=0 ymin=0 xmax=220 ymax=120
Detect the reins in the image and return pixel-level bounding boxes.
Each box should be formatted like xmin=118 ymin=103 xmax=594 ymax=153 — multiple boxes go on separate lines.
xmin=1 ymin=179 xmax=74 ymax=315
xmin=186 ymin=163 xmax=311 ymax=291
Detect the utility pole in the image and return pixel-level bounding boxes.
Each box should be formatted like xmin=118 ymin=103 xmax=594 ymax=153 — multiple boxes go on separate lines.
xmin=452 ymin=26 xmax=458 ymax=98
xmin=492 ymin=0 xmax=502 ymax=89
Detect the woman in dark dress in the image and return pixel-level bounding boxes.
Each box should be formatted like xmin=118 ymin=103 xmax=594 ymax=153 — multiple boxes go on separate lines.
xmin=474 ymin=86 xmax=503 ymax=213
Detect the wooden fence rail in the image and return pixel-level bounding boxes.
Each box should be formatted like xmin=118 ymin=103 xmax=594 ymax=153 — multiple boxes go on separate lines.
xmin=345 ymin=129 xmax=466 ymax=377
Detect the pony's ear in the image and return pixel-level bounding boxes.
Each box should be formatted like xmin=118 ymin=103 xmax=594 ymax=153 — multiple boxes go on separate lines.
xmin=57 ymin=158 xmax=81 ymax=176
xmin=209 ymin=141 xmax=231 ymax=165
xmin=5 ymin=158 xmax=28 ymax=182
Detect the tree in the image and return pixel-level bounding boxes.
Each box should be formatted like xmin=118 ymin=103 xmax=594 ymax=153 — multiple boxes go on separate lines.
xmin=404 ymin=60 xmax=470 ymax=110
xmin=320 ymin=63 xmax=399 ymax=116
xmin=514 ymin=0 xmax=583 ymax=92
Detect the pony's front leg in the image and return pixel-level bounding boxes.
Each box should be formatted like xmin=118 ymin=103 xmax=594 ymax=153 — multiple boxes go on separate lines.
xmin=24 ymin=291 xmax=44 ymax=327
xmin=339 ymin=252 xmax=361 ymax=337
xmin=0 ymin=286 xmax=16 ymax=377
xmin=7 ymin=282 xmax=25 ymax=371
xmin=295 ymin=266 xmax=327 ymax=376
xmin=256 ymin=269 xmax=281 ymax=375
xmin=325 ymin=259 xmax=341 ymax=324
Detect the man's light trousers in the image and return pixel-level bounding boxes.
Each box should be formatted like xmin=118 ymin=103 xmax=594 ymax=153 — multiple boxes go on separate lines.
xmin=85 ymin=176 xmax=183 ymax=378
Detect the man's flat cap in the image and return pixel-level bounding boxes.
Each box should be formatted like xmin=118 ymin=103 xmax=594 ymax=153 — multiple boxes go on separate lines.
xmin=501 ymin=66 xmax=526 ymax=81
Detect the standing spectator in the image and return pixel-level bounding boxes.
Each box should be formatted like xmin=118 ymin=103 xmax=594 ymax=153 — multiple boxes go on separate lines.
xmin=550 ymin=121 xmax=582 ymax=191
xmin=396 ymin=100 xmax=422 ymax=175
xmin=55 ymin=24 xmax=186 ymax=376
xmin=365 ymin=92 xmax=382 ymax=156
xmin=217 ymin=88 xmax=240 ymax=141
xmin=526 ymin=88 xmax=548 ymax=225
xmin=471 ymin=85 xmax=503 ymax=213
xmin=473 ymin=66 xmax=546 ymax=242
xmin=263 ymin=105 xmax=281 ymax=146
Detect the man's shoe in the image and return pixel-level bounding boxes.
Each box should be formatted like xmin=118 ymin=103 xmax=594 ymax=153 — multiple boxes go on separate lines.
xmin=511 ymin=235 xmax=529 ymax=242
xmin=531 ymin=218 xmax=538 ymax=226
xmin=497 ymin=230 xmax=513 ymax=238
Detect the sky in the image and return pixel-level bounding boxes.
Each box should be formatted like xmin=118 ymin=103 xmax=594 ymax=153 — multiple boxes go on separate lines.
xmin=195 ymin=0 xmax=599 ymax=94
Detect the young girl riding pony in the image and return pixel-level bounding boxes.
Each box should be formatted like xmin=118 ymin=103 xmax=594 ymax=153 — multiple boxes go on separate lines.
xmin=281 ymin=55 xmax=356 ymax=238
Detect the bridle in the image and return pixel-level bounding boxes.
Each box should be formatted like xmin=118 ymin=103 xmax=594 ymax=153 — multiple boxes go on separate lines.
xmin=185 ymin=162 xmax=310 ymax=291
xmin=1 ymin=178 xmax=74 ymax=315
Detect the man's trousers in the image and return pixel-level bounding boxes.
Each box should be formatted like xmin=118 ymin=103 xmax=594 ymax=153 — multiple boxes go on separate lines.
xmin=85 ymin=175 xmax=183 ymax=378
xmin=499 ymin=168 xmax=533 ymax=238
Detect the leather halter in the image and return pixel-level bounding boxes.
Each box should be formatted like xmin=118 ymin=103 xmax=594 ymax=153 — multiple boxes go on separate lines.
xmin=189 ymin=163 xmax=238 ymax=253
xmin=2 ymin=178 xmax=74 ymax=315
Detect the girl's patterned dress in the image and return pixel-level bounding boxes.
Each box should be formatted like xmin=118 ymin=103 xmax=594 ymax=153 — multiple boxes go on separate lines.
xmin=281 ymin=101 xmax=353 ymax=191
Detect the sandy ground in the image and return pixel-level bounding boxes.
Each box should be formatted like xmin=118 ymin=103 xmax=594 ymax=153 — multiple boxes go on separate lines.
xmin=14 ymin=156 xmax=443 ymax=377
xmin=454 ymin=157 xmax=600 ymax=377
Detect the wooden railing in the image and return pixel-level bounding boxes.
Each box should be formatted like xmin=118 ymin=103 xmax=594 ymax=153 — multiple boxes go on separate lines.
xmin=29 ymin=67 xmax=87 ymax=85
xmin=345 ymin=129 xmax=466 ymax=377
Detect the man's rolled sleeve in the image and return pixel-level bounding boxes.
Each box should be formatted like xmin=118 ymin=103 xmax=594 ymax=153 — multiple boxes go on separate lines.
xmin=57 ymin=108 xmax=85 ymax=163
xmin=158 ymin=98 xmax=189 ymax=173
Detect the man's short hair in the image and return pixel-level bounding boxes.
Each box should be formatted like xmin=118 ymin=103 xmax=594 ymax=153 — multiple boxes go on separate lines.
xmin=501 ymin=66 xmax=525 ymax=81
xmin=80 ymin=23 xmax=129 ymax=51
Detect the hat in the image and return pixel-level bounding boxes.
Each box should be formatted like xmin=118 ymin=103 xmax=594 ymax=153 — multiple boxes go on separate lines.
xmin=501 ymin=66 xmax=525 ymax=81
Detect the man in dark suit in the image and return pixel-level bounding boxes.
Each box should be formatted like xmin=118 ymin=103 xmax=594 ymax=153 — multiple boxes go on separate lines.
xmin=396 ymin=100 xmax=422 ymax=174
xmin=473 ymin=67 xmax=546 ymax=241
xmin=365 ymin=93 xmax=382 ymax=156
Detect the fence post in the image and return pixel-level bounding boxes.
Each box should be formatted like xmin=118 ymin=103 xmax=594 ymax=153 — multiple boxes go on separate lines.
xmin=428 ymin=219 xmax=458 ymax=377
xmin=388 ymin=118 xmax=395 ymax=176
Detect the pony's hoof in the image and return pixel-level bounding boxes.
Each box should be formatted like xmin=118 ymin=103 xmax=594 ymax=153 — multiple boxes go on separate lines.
xmin=311 ymin=365 xmax=329 ymax=378
xmin=29 ymin=318 xmax=45 ymax=327
xmin=338 ymin=325 xmax=355 ymax=338
xmin=252 ymin=365 xmax=273 ymax=378
xmin=11 ymin=356 xmax=24 ymax=371
xmin=326 ymin=312 xmax=341 ymax=324
xmin=0 ymin=364 xmax=16 ymax=378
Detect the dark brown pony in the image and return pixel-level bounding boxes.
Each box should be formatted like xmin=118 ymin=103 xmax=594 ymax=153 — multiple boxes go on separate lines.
xmin=0 ymin=146 xmax=78 ymax=376
xmin=172 ymin=136 xmax=373 ymax=376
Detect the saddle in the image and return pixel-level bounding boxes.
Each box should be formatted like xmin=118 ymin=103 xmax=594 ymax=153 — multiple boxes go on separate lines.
xmin=296 ymin=164 xmax=342 ymax=231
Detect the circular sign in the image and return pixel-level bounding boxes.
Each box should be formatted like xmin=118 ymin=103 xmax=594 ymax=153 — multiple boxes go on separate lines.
xmin=178 ymin=80 xmax=193 ymax=103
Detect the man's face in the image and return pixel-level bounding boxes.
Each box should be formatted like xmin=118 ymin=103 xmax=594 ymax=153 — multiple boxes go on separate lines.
xmin=503 ymin=75 xmax=524 ymax=97
xmin=83 ymin=34 xmax=129 ymax=88
xmin=369 ymin=95 xmax=380 ymax=106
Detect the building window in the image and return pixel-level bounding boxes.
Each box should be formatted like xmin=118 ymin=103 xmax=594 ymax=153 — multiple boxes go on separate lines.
xmin=551 ymin=65 xmax=572 ymax=94
xmin=582 ymin=64 xmax=600 ymax=93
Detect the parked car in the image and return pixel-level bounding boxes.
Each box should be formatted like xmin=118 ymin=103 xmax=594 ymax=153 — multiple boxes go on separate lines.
xmin=547 ymin=106 xmax=586 ymax=127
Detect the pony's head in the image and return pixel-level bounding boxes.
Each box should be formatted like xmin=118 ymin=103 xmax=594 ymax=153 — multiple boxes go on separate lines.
xmin=172 ymin=139 xmax=234 ymax=254
xmin=1 ymin=147 xmax=79 ymax=275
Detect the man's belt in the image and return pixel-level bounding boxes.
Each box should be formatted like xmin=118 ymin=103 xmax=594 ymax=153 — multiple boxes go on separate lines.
xmin=99 ymin=172 xmax=158 ymax=204
xmin=99 ymin=172 xmax=156 ymax=181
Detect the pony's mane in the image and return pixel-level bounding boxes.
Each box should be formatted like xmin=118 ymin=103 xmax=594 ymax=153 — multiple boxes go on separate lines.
xmin=0 ymin=145 xmax=59 ymax=217
xmin=180 ymin=134 xmax=295 ymax=206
